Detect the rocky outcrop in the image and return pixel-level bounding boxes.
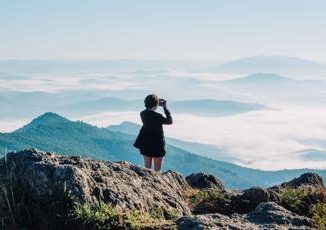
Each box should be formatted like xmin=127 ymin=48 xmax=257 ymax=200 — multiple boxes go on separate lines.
xmin=186 ymin=172 xmax=225 ymax=190
xmin=177 ymin=202 xmax=317 ymax=229
xmin=177 ymin=213 xmax=257 ymax=230
xmin=0 ymin=149 xmax=190 ymax=229
xmin=270 ymin=172 xmax=325 ymax=191
xmin=245 ymin=202 xmax=316 ymax=228
xmin=0 ymin=149 xmax=324 ymax=230
xmin=1 ymin=149 xmax=190 ymax=214
xmin=267 ymin=172 xmax=326 ymax=219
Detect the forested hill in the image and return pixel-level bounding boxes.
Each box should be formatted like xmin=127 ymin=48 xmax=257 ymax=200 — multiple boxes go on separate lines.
xmin=0 ymin=112 xmax=325 ymax=189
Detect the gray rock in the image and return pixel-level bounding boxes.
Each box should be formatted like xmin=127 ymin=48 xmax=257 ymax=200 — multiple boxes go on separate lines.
xmin=177 ymin=213 xmax=257 ymax=230
xmin=0 ymin=149 xmax=190 ymax=219
xmin=231 ymin=186 xmax=281 ymax=213
xmin=0 ymin=149 xmax=321 ymax=230
xmin=270 ymin=172 xmax=325 ymax=190
xmin=245 ymin=202 xmax=317 ymax=229
xmin=186 ymin=173 xmax=225 ymax=190
xmin=177 ymin=202 xmax=317 ymax=230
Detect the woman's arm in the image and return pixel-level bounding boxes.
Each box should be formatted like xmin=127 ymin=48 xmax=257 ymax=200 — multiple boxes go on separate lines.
xmin=140 ymin=111 xmax=145 ymax=124
xmin=159 ymin=107 xmax=173 ymax=125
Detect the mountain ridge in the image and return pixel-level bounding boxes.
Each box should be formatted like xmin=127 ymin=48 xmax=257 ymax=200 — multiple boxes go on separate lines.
xmin=222 ymin=73 xmax=298 ymax=84
xmin=1 ymin=112 xmax=326 ymax=190
xmin=15 ymin=112 xmax=71 ymax=132
xmin=211 ymin=55 xmax=326 ymax=78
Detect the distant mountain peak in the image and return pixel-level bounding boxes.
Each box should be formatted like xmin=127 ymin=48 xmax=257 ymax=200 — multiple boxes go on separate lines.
xmin=107 ymin=121 xmax=141 ymax=135
xmin=33 ymin=112 xmax=69 ymax=123
xmin=223 ymin=55 xmax=323 ymax=65
xmin=117 ymin=121 xmax=136 ymax=125
xmin=109 ymin=121 xmax=140 ymax=128
xmin=241 ymin=73 xmax=295 ymax=81
xmin=223 ymin=73 xmax=296 ymax=85
xmin=212 ymin=55 xmax=326 ymax=78
xmin=15 ymin=112 xmax=70 ymax=132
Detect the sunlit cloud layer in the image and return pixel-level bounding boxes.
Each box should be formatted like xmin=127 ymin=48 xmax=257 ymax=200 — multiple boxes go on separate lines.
xmin=2 ymin=68 xmax=326 ymax=170
xmin=79 ymin=107 xmax=326 ymax=171
xmin=0 ymin=74 xmax=141 ymax=92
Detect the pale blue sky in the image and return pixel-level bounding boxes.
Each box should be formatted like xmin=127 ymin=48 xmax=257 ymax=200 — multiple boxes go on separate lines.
xmin=1 ymin=0 xmax=326 ymax=61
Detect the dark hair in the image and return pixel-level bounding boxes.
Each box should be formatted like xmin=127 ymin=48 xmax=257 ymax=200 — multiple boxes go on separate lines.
xmin=144 ymin=94 xmax=159 ymax=109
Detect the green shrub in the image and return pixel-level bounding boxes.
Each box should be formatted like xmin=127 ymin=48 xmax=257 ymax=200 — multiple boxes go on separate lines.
xmin=71 ymin=202 xmax=126 ymax=229
xmin=279 ymin=186 xmax=326 ymax=227
xmin=70 ymin=202 xmax=174 ymax=230
xmin=312 ymin=203 xmax=326 ymax=230
xmin=279 ymin=186 xmax=311 ymax=209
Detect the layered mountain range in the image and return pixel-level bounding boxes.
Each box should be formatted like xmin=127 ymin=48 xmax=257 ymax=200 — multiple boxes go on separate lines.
xmin=0 ymin=112 xmax=325 ymax=189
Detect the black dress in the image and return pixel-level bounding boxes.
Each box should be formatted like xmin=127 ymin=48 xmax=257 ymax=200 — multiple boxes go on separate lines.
xmin=133 ymin=107 xmax=173 ymax=157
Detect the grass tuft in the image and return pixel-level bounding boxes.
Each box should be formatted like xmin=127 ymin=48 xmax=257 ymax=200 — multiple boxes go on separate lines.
xmin=70 ymin=201 xmax=175 ymax=230
xmin=279 ymin=186 xmax=326 ymax=229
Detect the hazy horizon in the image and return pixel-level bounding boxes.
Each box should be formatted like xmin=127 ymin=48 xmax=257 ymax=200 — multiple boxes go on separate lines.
xmin=0 ymin=55 xmax=325 ymax=63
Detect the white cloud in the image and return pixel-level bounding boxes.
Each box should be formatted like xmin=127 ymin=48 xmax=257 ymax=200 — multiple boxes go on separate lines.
xmin=79 ymin=106 xmax=326 ymax=170
xmin=79 ymin=111 xmax=140 ymax=127
xmin=2 ymin=71 xmax=326 ymax=170
xmin=0 ymin=120 xmax=29 ymax=132
xmin=0 ymin=73 xmax=141 ymax=92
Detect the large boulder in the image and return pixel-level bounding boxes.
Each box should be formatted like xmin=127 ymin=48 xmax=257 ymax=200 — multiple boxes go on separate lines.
xmin=245 ymin=202 xmax=316 ymax=229
xmin=177 ymin=213 xmax=257 ymax=230
xmin=177 ymin=202 xmax=317 ymax=230
xmin=186 ymin=173 xmax=225 ymax=190
xmin=0 ymin=149 xmax=191 ymax=229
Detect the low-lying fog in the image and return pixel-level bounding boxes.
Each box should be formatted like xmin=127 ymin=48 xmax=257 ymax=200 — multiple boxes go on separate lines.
xmin=1 ymin=58 xmax=326 ymax=170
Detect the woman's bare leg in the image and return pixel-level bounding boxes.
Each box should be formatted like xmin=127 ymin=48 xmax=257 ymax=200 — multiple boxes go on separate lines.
xmin=153 ymin=157 xmax=164 ymax=172
xmin=144 ymin=156 xmax=152 ymax=169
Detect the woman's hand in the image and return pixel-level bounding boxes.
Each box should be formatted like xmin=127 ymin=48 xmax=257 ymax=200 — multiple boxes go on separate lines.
xmin=162 ymin=100 xmax=167 ymax=108
xmin=159 ymin=99 xmax=167 ymax=108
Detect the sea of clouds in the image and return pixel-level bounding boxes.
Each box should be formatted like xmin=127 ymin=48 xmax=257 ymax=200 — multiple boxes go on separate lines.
xmin=77 ymin=106 xmax=326 ymax=171
xmin=1 ymin=67 xmax=326 ymax=171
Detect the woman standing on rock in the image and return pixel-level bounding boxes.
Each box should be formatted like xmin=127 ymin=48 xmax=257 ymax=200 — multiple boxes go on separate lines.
xmin=133 ymin=94 xmax=173 ymax=171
